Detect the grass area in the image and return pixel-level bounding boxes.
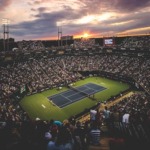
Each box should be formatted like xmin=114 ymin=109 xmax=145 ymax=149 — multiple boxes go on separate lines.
xmin=20 ymin=77 xmax=130 ymax=121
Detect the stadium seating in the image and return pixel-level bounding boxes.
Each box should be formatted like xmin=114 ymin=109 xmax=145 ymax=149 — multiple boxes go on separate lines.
xmin=0 ymin=35 xmax=150 ymax=150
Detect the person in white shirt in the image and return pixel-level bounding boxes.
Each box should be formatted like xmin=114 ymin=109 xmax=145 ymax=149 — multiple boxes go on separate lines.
xmin=122 ymin=111 xmax=130 ymax=125
xmin=90 ymin=109 xmax=97 ymax=122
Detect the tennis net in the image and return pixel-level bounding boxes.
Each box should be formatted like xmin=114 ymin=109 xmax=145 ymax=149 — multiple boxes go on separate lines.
xmin=68 ymin=85 xmax=96 ymax=101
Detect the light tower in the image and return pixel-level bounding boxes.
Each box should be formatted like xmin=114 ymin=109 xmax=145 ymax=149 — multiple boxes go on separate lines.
xmin=2 ymin=18 xmax=10 ymax=51
xmin=58 ymin=26 xmax=62 ymax=47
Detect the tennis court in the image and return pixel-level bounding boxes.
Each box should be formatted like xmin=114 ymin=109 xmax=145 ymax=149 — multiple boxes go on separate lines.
xmin=48 ymin=83 xmax=107 ymax=108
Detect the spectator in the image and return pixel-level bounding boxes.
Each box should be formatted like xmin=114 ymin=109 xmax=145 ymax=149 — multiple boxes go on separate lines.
xmin=103 ymin=106 xmax=111 ymax=127
xmin=122 ymin=110 xmax=130 ymax=126
xmin=90 ymin=109 xmax=97 ymax=123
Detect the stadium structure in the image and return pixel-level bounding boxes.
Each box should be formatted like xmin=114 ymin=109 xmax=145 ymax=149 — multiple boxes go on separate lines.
xmin=0 ymin=34 xmax=150 ymax=150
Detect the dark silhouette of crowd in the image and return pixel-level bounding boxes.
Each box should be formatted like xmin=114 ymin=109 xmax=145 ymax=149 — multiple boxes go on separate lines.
xmin=1 ymin=91 xmax=150 ymax=150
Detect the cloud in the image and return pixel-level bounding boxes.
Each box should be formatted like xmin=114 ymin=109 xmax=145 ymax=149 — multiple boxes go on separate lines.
xmin=33 ymin=0 xmax=41 ymax=5
xmin=79 ymin=0 xmax=150 ymax=13
xmin=1 ymin=0 xmax=150 ymax=40
xmin=10 ymin=6 xmax=89 ymax=40
xmin=37 ymin=7 xmax=47 ymax=13
xmin=0 ymin=0 xmax=13 ymax=11
xmin=113 ymin=0 xmax=150 ymax=12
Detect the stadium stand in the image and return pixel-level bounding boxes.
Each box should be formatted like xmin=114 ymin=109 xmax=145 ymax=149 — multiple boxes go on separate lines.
xmin=17 ymin=40 xmax=45 ymax=51
xmin=0 ymin=35 xmax=150 ymax=150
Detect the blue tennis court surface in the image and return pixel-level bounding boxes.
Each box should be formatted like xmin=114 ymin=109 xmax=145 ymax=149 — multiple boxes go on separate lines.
xmin=48 ymin=83 xmax=106 ymax=108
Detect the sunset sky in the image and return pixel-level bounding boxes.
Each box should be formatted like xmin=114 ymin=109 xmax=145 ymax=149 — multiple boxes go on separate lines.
xmin=0 ymin=0 xmax=150 ymax=41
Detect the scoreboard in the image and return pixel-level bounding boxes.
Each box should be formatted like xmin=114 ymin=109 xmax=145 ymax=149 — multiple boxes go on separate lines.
xmin=103 ymin=38 xmax=115 ymax=47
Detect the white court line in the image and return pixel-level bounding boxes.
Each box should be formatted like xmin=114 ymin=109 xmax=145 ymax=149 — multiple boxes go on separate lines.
xmin=59 ymin=84 xmax=105 ymax=108
xmin=50 ymin=89 xmax=74 ymax=98
xmin=67 ymin=91 xmax=85 ymax=98
xmin=58 ymin=84 xmax=108 ymax=108
xmin=84 ymin=84 xmax=107 ymax=93
xmin=60 ymin=95 xmax=86 ymax=108
xmin=42 ymin=104 xmax=46 ymax=108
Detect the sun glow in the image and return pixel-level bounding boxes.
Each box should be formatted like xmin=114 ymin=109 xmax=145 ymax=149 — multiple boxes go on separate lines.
xmin=83 ymin=33 xmax=89 ymax=38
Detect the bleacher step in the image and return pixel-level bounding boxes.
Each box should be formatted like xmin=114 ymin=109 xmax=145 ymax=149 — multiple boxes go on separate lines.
xmin=88 ymin=137 xmax=110 ymax=150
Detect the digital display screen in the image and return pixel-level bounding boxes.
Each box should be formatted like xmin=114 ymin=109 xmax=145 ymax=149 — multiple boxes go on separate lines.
xmin=103 ymin=38 xmax=115 ymax=47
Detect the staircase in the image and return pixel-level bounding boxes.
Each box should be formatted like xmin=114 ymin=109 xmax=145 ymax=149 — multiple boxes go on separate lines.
xmin=88 ymin=136 xmax=110 ymax=150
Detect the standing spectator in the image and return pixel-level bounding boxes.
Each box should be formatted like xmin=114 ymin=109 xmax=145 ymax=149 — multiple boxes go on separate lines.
xmin=90 ymin=109 xmax=97 ymax=123
xmin=103 ymin=106 xmax=111 ymax=127
xmin=122 ymin=110 xmax=130 ymax=126
xmin=95 ymin=108 xmax=103 ymax=127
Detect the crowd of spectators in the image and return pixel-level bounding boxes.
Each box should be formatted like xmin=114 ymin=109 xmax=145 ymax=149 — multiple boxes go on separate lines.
xmin=14 ymin=35 xmax=150 ymax=53
xmin=0 ymin=96 xmax=29 ymax=122
xmin=71 ymin=38 xmax=96 ymax=49
xmin=1 ymin=91 xmax=150 ymax=150
xmin=61 ymin=55 xmax=149 ymax=93
xmin=0 ymin=57 xmax=82 ymax=97
xmin=119 ymin=36 xmax=150 ymax=48
xmin=1 ymin=55 xmax=150 ymax=96
xmin=68 ymin=38 xmax=96 ymax=49
xmin=0 ymin=112 xmax=102 ymax=150
xmin=17 ymin=40 xmax=45 ymax=51
xmin=107 ymin=92 xmax=150 ymax=149
xmin=0 ymin=54 xmax=149 ymax=124
xmin=108 ymin=92 xmax=150 ymax=126
xmin=0 ymin=35 xmax=150 ymax=149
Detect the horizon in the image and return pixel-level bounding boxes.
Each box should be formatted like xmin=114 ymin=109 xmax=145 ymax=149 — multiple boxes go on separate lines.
xmin=1 ymin=32 xmax=150 ymax=42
